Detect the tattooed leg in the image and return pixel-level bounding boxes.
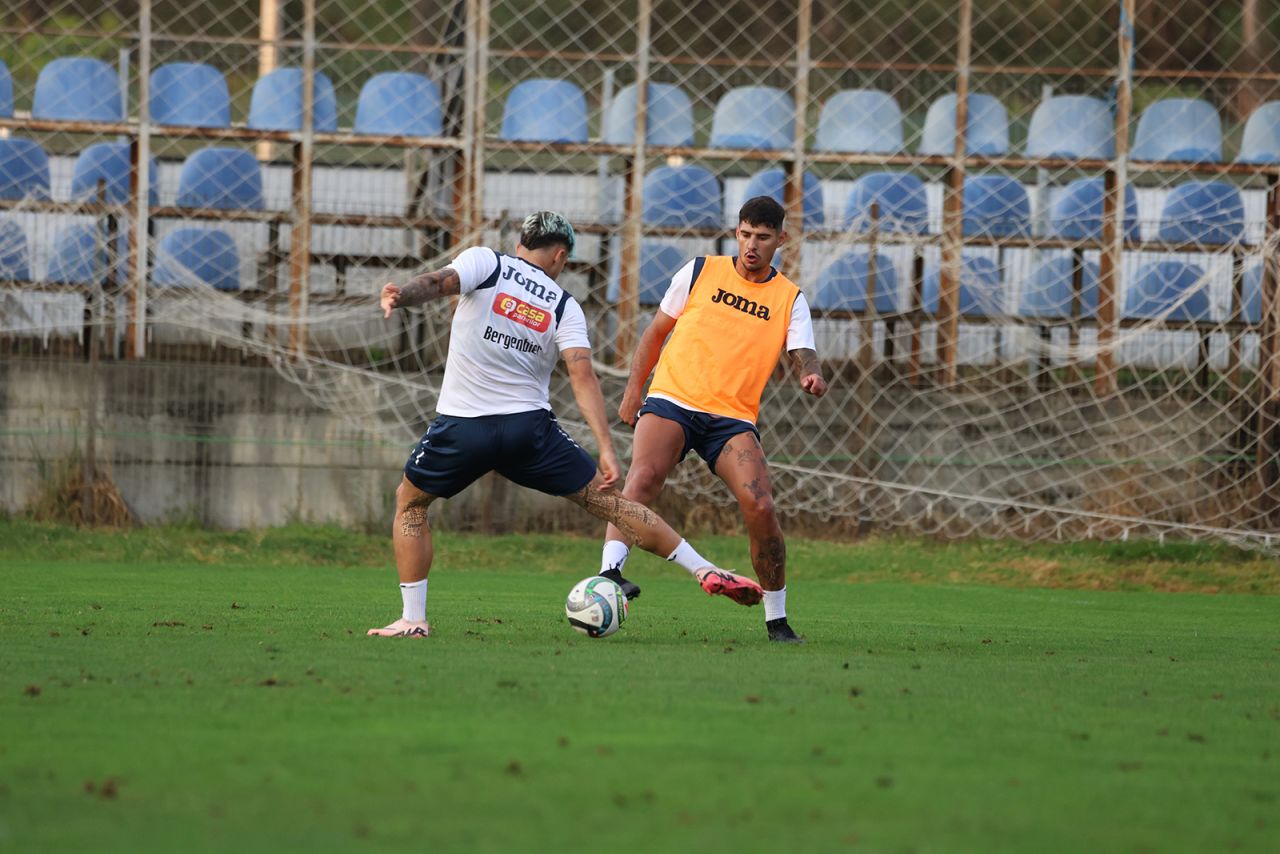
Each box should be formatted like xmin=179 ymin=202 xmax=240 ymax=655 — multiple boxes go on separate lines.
xmin=714 ymin=432 xmax=787 ymax=590
xmin=567 ymin=482 xmax=682 ymax=558
xmin=393 ymin=475 xmax=438 ymax=583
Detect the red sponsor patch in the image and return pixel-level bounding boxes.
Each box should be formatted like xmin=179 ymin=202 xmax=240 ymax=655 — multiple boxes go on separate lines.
xmin=492 ymin=292 xmax=551 ymax=332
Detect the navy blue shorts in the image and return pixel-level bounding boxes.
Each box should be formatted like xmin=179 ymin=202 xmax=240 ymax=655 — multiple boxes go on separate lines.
xmin=637 ymin=397 xmax=759 ymax=475
xmin=403 ymin=409 xmax=597 ymax=499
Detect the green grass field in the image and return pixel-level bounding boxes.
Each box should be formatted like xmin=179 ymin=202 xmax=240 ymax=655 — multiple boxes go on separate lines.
xmin=2 ymin=519 xmax=1278 ymax=852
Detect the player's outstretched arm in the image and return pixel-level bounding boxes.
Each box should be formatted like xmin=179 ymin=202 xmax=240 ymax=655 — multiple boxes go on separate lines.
xmin=790 ymin=347 xmax=829 ymax=397
xmin=380 ymin=267 xmax=462 ymax=318
xmin=618 ymin=310 xmax=678 ymax=426
xmin=562 ymin=347 xmax=620 ymax=489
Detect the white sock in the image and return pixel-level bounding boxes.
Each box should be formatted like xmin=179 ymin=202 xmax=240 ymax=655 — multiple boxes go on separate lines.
xmin=600 ymin=540 xmax=631 ymax=575
xmin=665 ymin=539 xmax=709 ymax=576
xmin=763 ymin=587 xmax=787 ymax=622
xmin=400 ymin=579 xmax=427 ymax=623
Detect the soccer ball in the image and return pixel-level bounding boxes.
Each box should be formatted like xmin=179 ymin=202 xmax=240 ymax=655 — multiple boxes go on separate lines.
xmin=565 ymin=576 xmax=628 ymax=638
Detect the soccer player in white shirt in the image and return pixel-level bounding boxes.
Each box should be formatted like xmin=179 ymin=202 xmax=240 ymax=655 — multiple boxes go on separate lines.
xmin=369 ymin=211 xmax=761 ymax=638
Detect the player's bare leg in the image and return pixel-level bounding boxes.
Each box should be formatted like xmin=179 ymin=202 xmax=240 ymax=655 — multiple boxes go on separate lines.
xmin=571 ymin=479 xmax=760 ymax=605
xmin=598 ymin=414 xmax=687 ymax=599
xmin=368 ymin=476 xmax=437 ymax=638
xmin=715 ymin=432 xmax=802 ymax=642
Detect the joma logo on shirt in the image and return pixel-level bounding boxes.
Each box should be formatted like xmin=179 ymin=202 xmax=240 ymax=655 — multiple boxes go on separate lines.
xmin=492 ymin=293 xmax=551 ymax=332
xmin=710 ymin=287 xmax=771 ymax=320
xmin=501 ymin=264 xmax=557 ymax=302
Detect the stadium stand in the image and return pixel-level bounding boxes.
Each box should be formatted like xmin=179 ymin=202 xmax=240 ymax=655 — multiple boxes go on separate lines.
xmin=1124 ymin=261 xmax=1212 ymax=321
xmin=922 ymin=256 xmax=1005 ymax=315
xmin=1131 ymin=98 xmax=1222 ymax=163
xmin=0 ymin=139 xmax=51 ymax=201
xmin=46 ymin=223 xmax=128 ymax=285
xmin=499 ymin=79 xmax=588 ymax=143
xmin=1020 ymin=254 xmax=1100 ymax=318
xmin=814 ymin=251 xmax=900 ymax=313
xmin=175 ymin=148 xmax=265 ymax=211
xmin=709 ymin=86 xmax=794 ymax=150
xmin=641 ymin=164 xmax=722 ymax=228
xmin=150 ymin=62 xmax=232 ymax=128
xmin=843 ymin=172 xmax=929 ymax=234
xmin=1237 ymin=101 xmax=1280 ymax=165
xmin=355 ymin=72 xmax=443 ymax=137
xmin=33 ymin=57 xmax=123 ymax=122
xmin=248 ymin=67 xmax=338 ymax=132
xmin=1046 ymin=177 xmax=1141 ymax=241
xmin=1156 ymin=180 xmax=1245 ymax=246
xmin=0 ymin=220 xmax=31 ymax=280
xmin=1025 ymin=95 xmax=1114 ymax=160
xmin=742 ymin=167 xmax=824 ymax=229
xmin=962 ymin=175 xmax=1031 ymax=237
xmin=153 ymin=228 xmax=240 ymax=291
xmin=813 ymin=89 xmax=904 ymax=154
xmin=71 ymin=142 xmax=158 ymax=205
xmin=606 ymin=240 xmax=686 ymax=305
xmin=602 ymin=82 xmax=695 ymax=146
xmin=1240 ymin=261 xmax=1264 ymax=324
xmin=919 ymin=92 xmax=1009 ymax=156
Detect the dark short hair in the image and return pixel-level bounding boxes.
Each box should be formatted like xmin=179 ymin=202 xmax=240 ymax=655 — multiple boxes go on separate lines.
xmin=520 ymin=210 xmax=576 ymax=255
xmin=738 ymin=195 xmax=785 ymax=231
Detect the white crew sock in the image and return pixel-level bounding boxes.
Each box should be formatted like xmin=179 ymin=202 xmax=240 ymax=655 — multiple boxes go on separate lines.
xmin=763 ymin=587 xmax=787 ymax=622
xmin=400 ymin=579 xmax=428 ymax=623
xmin=600 ymin=540 xmax=631 ymax=575
xmin=665 ymin=539 xmax=710 ymax=576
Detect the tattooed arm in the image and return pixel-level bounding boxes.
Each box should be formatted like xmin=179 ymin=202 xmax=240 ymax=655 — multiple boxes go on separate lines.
xmin=380 ymin=267 xmax=462 ymax=318
xmin=789 ymin=347 xmax=829 ymax=397
xmin=562 ymin=347 xmax=620 ymax=489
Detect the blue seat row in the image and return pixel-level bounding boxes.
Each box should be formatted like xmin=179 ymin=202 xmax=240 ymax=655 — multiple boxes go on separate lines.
xmin=0 ymin=56 xmax=442 ymax=136
xmin=0 ymin=219 xmax=241 ymax=290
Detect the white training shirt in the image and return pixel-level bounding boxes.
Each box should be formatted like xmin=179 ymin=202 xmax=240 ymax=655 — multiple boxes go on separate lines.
xmin=434 ymin=246 xmax=591 ymax=417
xmin=658 ymin=259 xmax=817 ymax=352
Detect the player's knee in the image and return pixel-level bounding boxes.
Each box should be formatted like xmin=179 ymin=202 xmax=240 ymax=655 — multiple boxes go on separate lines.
xmin=395 ymin=479 xmax=423 ymax=512
xmin=623 ymin=464 xmax=666 ymax=501
xmin=740 ymin=493 xmax=776 ymax=524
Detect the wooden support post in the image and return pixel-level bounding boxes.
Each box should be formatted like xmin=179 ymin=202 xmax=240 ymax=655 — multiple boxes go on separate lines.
xmin=1255 ymin=176 xmax=1280 ymax=522
xmin=287 ymin=0 xmax=315 ymax=360
xmin=936 ymin=0 xmax=972 ymax=386
xmin=614 ymin=0 xmax=652 ymax=367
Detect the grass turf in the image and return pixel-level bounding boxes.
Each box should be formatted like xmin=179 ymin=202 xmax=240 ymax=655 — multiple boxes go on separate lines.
xmin=1 ymin=520 xmax=1278 ymax=852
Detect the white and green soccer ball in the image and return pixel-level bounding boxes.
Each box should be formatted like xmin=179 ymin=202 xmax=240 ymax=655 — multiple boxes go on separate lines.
xmin=565 ymin=576 xmax=628 ymax=638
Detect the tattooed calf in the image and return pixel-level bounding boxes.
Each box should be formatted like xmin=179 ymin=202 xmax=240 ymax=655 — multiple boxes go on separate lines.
xmin=567 ymin=483 xmax=661 ymax=548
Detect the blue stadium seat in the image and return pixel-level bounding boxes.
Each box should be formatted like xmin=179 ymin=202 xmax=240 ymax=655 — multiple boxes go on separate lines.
xmin=642 ymin=165 xmax=721 ymax=228
xmin=919 ymin=93 xmax=1009 ymax=156
xmin=0 ymin=138 xmax=51 ymax=200
xmin=814 ymin=89 xmax=903 ymax=154
xmin=742 ymin=168 xmax=824 ymax=229
xmin=70 ymin=142 xmax=158 ymax=205
xmin=709 ymin=86 xmax=794 ymax=150
xmin=0 ymin=221 xmax=31 ymax=281
xmin=1237 ymin=101 xmax=1280 ymax=165
xmin=46 ymin=223 xmax=129 ymax=285
xmin=1025 ymin=95 xmax=1114 ymax=160
xmin=1125 ymin=261 xmax=1211 ymax=321
xmin=962 ymin=175 xmax=1030 ymax=237
xmin=606 ymin=241 xmax=686 ymax=305
xmin=843 ymin=172 xmax=929 ymax=234
xmin=922 ymin=256 xmax=1004 ymax=316
xmin=1156 ymin=181 xmax=1244 ymax=245
xmin=0 ymin=59 xmax=12 ymax=118
xmin=355 ymin=72 xmax=443 ymax=136
xmin=150 ymin=62 xmax=231 ymax=128
xmin=1046 ymin=177 xmax=1140 ymax=242
xmin=248 ymin=67 xmax=338 ymax=132
xmin=1020 ymin=254 xmax=1100 ymax=319
xmin=814 ymin=252 xmax=899 ymax=313
xmin=499 ymin=79 xmax=587 ymax=143
xmin=33 ymin=57 xmax=123 ymax=122
xmin=176 ymin=147 xmax=265 ymax=210
xmin=602 ymin=83 xmax=694 ymax=146
xmin=1131 ymin=98 xmax=1221 ymax=163
xmin=153 ymin=228 xmax=240 ymax=291
xmin=1240 ymin=262 xmax=1264 ymax=324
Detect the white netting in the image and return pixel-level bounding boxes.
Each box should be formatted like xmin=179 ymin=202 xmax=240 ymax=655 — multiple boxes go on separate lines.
xmin=2 ymin=0 xmax=1279 ymax=551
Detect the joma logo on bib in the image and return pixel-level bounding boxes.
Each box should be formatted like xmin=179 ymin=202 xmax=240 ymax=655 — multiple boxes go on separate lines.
xmin=710 ymin=287 xmax=771 ymax=320
xmin=492 ymin=293 xmax=551 ymax=332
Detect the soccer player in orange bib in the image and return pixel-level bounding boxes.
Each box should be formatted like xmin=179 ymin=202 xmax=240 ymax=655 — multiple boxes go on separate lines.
xmin=599 ymin=196 xmax=828 ymax=643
